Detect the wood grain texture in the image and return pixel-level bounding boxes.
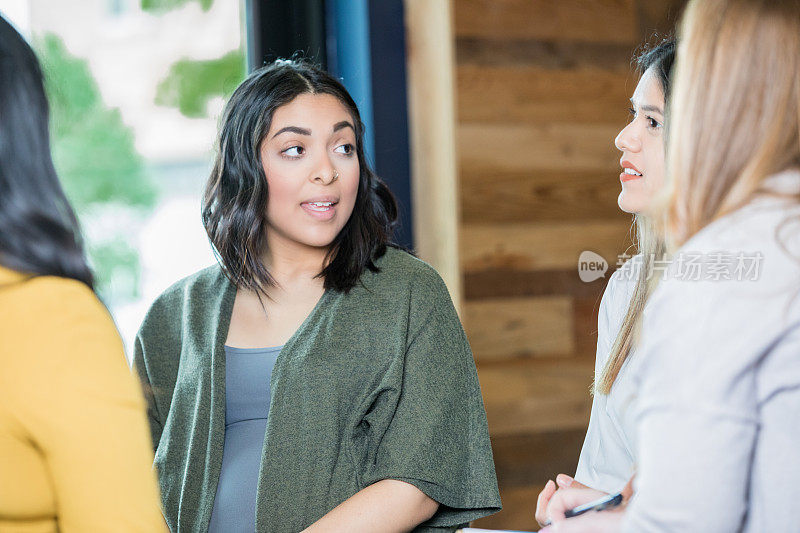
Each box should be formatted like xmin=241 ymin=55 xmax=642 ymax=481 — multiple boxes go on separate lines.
xmin=457 ymin=65 xmax=633 ymax=124
xmin=461 ymin=220 xmax=633 ymax=272
xmin=454 ymin=0 xmax=638 ymax=44
xmin=459 ymin=122 xmax=622 ymax=173
xmin=478 ymin=358 xmax=594 ymax=436
xmin=635 ymin=0 xmax=687 ymax=39
xmin=475 ymin=430 xmax=588 ymax=530
xmin=489 ymin=429 xmax=587 ymax=489
xmin=471 ymin=484 xmax=542 ymax=531
xmin=463 ymin=268 xmax=617 ymax=300
xmin=464 ymin=283 xmax=603 ymax=361
xmin=457 ymin=37 xmax=636 ymax=69
xmin=459 ymin=168 xmax=629 ymax=224
xmin=464 ymin=296 xmax=574 ymax=361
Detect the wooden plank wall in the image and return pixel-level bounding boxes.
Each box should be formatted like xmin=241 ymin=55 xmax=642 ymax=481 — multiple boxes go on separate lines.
xmin=452 ymin=1 xmax=687 ymax=529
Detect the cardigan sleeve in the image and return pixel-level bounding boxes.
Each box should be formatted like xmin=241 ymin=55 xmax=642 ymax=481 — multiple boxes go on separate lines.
xmin=363 ymin=268 xmax=501 ymax=529
xmin=131 ymin=287 xmax=184 ymax=452
xmin=132 ymin=333 xmax=164 ymax=450
xmin=19 ymin=277 xmax=166 ymax=532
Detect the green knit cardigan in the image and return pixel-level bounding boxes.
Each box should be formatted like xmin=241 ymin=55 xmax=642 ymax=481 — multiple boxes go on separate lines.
xmin=133 ymin=248 xmax=501 ymax=532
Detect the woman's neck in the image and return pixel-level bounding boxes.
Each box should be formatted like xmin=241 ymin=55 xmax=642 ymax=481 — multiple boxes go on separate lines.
xmin=260 ymin=235 xmax=330 ymax=288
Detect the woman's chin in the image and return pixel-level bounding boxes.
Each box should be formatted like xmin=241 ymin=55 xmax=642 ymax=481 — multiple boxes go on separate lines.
xmin=296 ymin=231 xmax=341 ymax=250
xmin=617 ymin=190 xmax=646 ymax=215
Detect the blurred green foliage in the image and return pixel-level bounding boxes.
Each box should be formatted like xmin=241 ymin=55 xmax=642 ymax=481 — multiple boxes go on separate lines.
xmin=140 ymin=0 xmax=213 ymax=14
xmin=89 ymin=240 xmax=143 ymax=301
xmin=155 ymin=49 xmax=246 ymax=118
xmin=39 ymin=35 xmax=155 ymax=208
xmin=37 ymin=34 xmax=157 ymax=301
xmin=32 ymin=1 xmax=243 ymax=300
xmin=141 ymin=0 xmax=245 ymax=119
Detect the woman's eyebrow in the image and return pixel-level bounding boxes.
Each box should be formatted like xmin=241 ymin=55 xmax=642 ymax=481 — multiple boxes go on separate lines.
xmin=333 ymin=120 xmax=355 ymax=133
xmin=630 ymin=98 xmax=664 ymax=115
xmin=271 ymin=126 xmax=311 ymax=139
xmin=640 ymin=104 xmax=664 ymax=115
xmin=271 ymin=122 xmax=354 ymax=139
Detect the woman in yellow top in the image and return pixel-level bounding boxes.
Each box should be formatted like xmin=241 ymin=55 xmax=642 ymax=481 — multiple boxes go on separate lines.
xmin=0 ymin=15 xmax=165 ymax=532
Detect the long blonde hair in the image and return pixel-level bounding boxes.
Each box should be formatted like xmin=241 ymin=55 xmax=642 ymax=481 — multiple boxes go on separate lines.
xmin=663 ymin=0 xmax=800 ymax=249
xmin=595 ymin=217 xmax=666 ymax=395
xmin=597 ymin=1 xmax=800 ymax=393
xmin=595 ymin=40 xmax=675 ymax=395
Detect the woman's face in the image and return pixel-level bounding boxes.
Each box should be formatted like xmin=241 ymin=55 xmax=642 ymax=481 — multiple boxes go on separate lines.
xmin=614 ymin=66 xmax=666 ymax=215
xmin=260 ymin=93 xmax=360 ymax=253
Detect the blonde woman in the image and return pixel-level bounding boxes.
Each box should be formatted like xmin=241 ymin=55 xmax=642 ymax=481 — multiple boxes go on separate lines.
xmin=535 ymin=39 xmax=675 ymax=526
xmin=544 ymin=0 xmax=800 ymax=531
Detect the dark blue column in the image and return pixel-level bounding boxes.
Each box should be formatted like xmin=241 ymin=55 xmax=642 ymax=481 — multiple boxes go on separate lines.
xmin=366 ymin=0 xmax=413 ymax=250
xmin=326 ymin=0 xmax=413 ymax=250
xmin=247 ymin=0 xmax=413 ymax=249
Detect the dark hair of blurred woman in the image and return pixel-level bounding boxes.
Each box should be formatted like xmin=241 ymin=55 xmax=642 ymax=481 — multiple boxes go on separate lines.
xmin=0 ymin=16 xmax=93 ymax=289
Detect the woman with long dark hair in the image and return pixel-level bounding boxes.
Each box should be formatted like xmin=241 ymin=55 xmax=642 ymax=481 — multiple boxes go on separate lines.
xmin=544 ymin=0 xmax=800 ymax=530
xmin=0 ymin=15 xmax=164 ymax=532
xmin=133 ymin=59 xmax=500 ymax=532
xmin=536 ymin=37 xmax=676 ymax=527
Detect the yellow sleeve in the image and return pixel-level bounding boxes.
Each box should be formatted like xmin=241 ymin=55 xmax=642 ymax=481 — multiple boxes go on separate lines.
xmin=18 ymin=277 xmax=166 ymax=532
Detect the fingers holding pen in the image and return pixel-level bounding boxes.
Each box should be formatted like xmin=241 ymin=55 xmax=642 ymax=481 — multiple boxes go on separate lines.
xmin=535 ymin=479 xmax=557 ymax=527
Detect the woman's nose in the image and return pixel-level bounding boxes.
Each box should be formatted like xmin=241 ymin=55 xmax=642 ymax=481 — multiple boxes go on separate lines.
xmin=615 ymin=122 xmax=641 ymax=153
xmin=311 ymin=158 xmax=337 ymax=185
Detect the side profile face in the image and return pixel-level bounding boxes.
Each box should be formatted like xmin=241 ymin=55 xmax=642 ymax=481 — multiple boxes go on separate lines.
xmin=614 ymin=66 xmax=666 ymax=215
xmin=259 ymin=92 xmax=360 ymax=252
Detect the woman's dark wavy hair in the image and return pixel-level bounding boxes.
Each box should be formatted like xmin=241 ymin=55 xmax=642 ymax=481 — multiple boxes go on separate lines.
xmin=202 ymin=59 xmax=398 ymax=294
xmin=0 ymin=15 xmax=94 ymax=289
xmin=636 ymin=36 xmax=677 ymax=99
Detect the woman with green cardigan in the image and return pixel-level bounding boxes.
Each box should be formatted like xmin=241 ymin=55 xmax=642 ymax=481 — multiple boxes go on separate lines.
xmin=133 ymin=60 xmax=500 ymax=533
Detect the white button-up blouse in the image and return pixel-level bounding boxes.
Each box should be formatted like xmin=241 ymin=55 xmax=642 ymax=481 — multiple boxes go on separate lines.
xmin=574 ymin=253 xmax=641 ymax=494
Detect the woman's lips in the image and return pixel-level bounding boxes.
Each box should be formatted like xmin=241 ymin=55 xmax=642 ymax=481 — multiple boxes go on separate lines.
xmin=620 ymin=160 xmax=643 ymax=182
xmin=620 ymin=171 xmax=644 ymax=182
xmin=300 ymin=201 xmax=337 ymax=220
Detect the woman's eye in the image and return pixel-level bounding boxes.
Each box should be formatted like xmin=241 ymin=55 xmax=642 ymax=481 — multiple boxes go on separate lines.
xmin=282 ymin=146 xmax=304 ymax=157
xmin=646 ymin=116 xmax=662 ymax=129
xmin=628 ymin=107 xmax=636 ymax=120
xmin=334 ymin=143 xmax=354 ymax=155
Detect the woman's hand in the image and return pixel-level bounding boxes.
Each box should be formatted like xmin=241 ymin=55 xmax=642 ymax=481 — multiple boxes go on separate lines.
xmin=541 ymin=503 xmax=624 ymax=532
xmin=535 ymin=474 xmax=592 ymax=527
xmin=545 ymin=485 xmax=609 ymax=525
xmin=539 ymin=477 xmax=635 ymax=532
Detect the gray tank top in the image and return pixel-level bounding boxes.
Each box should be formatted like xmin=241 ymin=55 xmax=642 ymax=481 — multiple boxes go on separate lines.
xmin=208 ymin=345 xmax=282 ymax=533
